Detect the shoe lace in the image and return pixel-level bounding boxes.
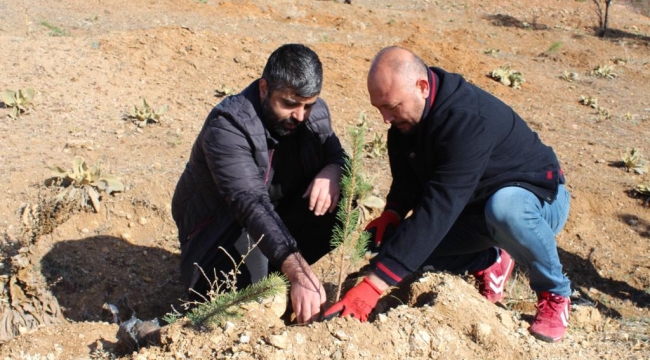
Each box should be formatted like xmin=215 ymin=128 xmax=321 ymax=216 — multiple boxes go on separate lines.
xmin=536 ymin=293 xmax=564 ymax=318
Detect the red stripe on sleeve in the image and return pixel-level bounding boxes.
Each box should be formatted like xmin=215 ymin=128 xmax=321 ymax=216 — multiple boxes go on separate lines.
xmin=376 ymin=262 xmax=402 ymax=283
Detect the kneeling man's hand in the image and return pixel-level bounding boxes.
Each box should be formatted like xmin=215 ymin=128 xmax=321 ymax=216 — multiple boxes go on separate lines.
xmin=303 ymin=164 xmax=342 ymax=216
xmin=281 ymin=253 xmax=326 ymax=324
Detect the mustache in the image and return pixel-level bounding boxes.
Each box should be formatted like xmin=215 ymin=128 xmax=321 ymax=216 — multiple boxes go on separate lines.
xmin=278 ymin=117 xmax=300 ymax=127
xmin=261 ymin=97 xmax=301 ymax=136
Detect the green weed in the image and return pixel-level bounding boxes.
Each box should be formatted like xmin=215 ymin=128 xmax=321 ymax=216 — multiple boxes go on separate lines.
xmin=546 ymin=41 xmax=563 ymax=54
xmin=364 ymin=132 xmax=387 ymax=159
xmin=579 ymin=95 xmax=598 ymax=108
xmin=591 ymin=64 xmax=618 ymax=79
xmin=215 ymin=84 xmax=235 ymax=97
xmin=483 ymin=48 xmax=500 ymax=57
xmin=40 ymin=21 xmax=68 ymax=36
xmin=622 ymin=148 xmax=647 ymax=174
xmin=2 ymin=88 xmax=35 ymax=118
xmin=48 ymin=157 xmax=125 ymax=213
xmin=162 ymin=307 xmax=183 ymax=325
xmin=560 ymin=70 xmax=579 ymax=82
xmin=488 ymin=65 xmax=525 ymax=89
xmin=128 ymin=98 xmax=167 ymax=127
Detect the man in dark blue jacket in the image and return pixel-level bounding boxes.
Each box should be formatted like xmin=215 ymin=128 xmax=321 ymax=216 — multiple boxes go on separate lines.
xmin=326 ymin=46 xmax=572 ymax=342
xmin=172 ymin=44 xmax=346 ymax=324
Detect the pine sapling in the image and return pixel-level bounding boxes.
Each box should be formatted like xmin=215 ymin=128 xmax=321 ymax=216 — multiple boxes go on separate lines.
xmin=331 ymin=123 xmax=371 ymax=302
xmin=183 ymin=239 xmax=287 ymax=327
xmin=186 ymin=272 xmax=286 ymax=326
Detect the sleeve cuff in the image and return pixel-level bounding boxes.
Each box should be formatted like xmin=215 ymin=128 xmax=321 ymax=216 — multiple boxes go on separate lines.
xmin=273 ymin=248 xmax=300 ymax=270
xmin=370 ymin=257 xmax=411 ymax=286
xmin=385 ymin=202 xmax=410 ymax=220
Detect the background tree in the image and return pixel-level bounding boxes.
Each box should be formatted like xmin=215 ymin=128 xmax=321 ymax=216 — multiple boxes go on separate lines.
xmin=593 ymin=0 xmax=614 ymax=36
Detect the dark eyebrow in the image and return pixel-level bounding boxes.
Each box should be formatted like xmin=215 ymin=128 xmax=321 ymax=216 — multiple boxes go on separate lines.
xmin=282 ymin=98 xmax=300 ymax=107
xmin=283 ymin=97 xmax=317 ymax=106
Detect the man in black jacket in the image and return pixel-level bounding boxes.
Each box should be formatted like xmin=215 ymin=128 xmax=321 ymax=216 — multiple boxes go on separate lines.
xmin=172 ymin=44 xmax=346 ymax=324
xmin=325 ymin=46 xmax=572 ymax=343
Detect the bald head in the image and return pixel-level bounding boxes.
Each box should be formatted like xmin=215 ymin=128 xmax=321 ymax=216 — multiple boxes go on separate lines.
xmin=367 ymin=46 xmax=430 ymax=134
xmin=368 ymin=46 xmax=428 ymax=85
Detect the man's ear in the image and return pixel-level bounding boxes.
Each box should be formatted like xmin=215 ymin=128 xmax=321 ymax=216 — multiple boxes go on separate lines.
xmin=259 ymin=78 xmax=268 ymax=99
xmin=416 ymin=78 xmax=430 ymax=99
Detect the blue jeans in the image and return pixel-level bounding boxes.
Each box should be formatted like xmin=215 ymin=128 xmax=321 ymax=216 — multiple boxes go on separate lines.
xmin=424 ymin=185 xmax=572 ymax=297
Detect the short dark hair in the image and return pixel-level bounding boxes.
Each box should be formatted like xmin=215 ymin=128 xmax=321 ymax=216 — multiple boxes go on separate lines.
xmin=262 ymin=44 xmax=323 ymax=98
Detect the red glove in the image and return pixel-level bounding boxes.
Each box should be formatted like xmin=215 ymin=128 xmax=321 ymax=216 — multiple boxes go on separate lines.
xmin=365 ymin=210 xmax=400 ymax=252
xmin=323 ymin=277 xmax=382 ymax=322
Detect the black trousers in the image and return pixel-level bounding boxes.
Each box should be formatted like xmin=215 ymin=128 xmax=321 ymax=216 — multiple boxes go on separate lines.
xmin=188 ymin=196 xmax=336 ymax=297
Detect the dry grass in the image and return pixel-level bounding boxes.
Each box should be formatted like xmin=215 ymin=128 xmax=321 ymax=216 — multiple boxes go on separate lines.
xmin=20 ymin=184 xmax=77 ymax=243
xmin=466 ymin=322 xmax=497 ymax=350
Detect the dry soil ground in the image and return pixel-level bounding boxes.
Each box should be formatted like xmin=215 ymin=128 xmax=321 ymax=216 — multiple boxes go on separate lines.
xmin=0 ymin=0 xmax=649 ymax=359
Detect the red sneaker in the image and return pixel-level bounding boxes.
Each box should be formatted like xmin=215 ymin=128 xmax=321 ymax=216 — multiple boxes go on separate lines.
xmin=473 ymin=249 xmax=514 ymax=303
xmin=529 ymin=291 xmax=570 ymax=342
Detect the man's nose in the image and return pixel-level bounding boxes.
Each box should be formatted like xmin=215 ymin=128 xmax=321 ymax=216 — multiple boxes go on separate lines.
xmin=380 ymin=110 xmax=393 ymax=124
xmin=292 ymin=107 xmax=307 ymax=122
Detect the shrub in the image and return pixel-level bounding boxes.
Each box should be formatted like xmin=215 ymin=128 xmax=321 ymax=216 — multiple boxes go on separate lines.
xmin=622 ymin=148 xmax=647 ymax=174
xmin=48 ymin=157 xmax=125 ymax=212
xmin=128 ymin=98 xmax=167 ymax=127
xmin=1 ymin=89 xmax=35 ymax=118
xmin=591 ymin=65 xmax=618 ymax=79
xmin=488 ymin=66 xmax=525 ymax=89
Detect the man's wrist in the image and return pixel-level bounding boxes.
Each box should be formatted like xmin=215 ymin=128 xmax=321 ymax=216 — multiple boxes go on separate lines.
xmin=280 ymin=252 xmax=308 ymax=282
xmin=322 ymin=163 xmax=343 ymax=177
xmin=366 ymin=272 xmax=390 ymax=293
